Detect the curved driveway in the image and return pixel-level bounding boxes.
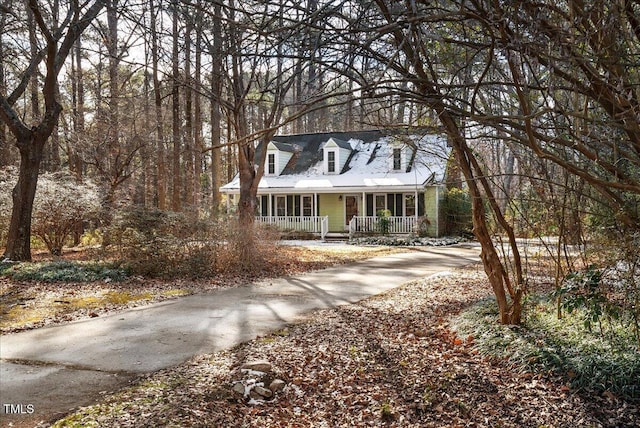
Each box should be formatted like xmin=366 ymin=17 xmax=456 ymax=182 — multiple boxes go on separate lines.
xmin=0 ymin=244 xmax=479 ymax=426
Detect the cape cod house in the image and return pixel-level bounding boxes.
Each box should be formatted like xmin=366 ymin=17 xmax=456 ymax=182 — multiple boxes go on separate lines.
xmin=220 ymin=130 xmax=450 ymax=239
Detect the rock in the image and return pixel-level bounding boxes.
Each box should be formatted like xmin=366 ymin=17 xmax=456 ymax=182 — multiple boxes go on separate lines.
xmin=249 ymin=390 xmax=263 ymax=401
xmin=241 ymin=360 xmax=272 ymax=373
xmin=269 ymin=379 xmax=286 ymax=393
xmin=232 ymin=382 xmax=246 ymax=396
xmin=254 ymin=386 xmax=273 ymax=398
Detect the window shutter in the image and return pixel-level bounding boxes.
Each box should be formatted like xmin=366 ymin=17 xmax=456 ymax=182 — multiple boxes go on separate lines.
xmin=286 ymin=195 xmax=294 ymax=216
xmin=418 ymin=192 xmax=425 ymax=216
xmin=386 ymin=193 xmax=394 ymax=214
xmin=366 ymin=194 xmax=374 ymax=216
xmin=294 ymin=195 xmax=301 ymax=216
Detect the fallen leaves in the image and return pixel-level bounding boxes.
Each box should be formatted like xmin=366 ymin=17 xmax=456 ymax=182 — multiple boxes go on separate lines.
xmin=48 ymin=264 xmax=639 ymax=427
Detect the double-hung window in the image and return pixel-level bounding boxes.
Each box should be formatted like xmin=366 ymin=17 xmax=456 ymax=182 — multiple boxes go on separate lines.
xmin=327 ymin=151 xmax=336 ymax=173
xmin=302 ymin=195 xmax=313 ymax=216
xmin=392 ymin=148 xmax=402 ymax=171
xmin=375 ymin=194 xmax=386 ymax=216
xmin=267 ymin=153 xmax=276 ymax=175
xmin=405 ymin=194 xmax=416 ymax=217
xmin=275 ymin=196 xmax=286 ymax=216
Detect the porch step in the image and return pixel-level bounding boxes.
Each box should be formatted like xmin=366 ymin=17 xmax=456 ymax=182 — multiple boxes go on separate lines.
xmin=323 ymin=233 xmax=349 ymax=241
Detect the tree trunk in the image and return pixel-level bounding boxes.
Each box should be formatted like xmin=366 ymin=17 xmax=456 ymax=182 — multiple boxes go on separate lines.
xmin=0 ymin=20 xmax=8 ymax=167
xmin=237 ymin=146 xmax=256 ymax=226
xmin=209 ymin=0 xmax=223 ymax=213
xmin=140 ymin=23 xmax=150 ymax=206
xmin=183 ymin=15 xmax=195 ymax=209
xmin=4 ymin=133 xmax=46 ymax=261
xmin=70 ymin=37 xmax=84 ymax=179
xmin=193 ymin=1 xmax=204 ymax=209
xmin=150 ymin=0 xmax=166 ymax=209
xmin=171 ymin=0 xmax=181 ymax=211
xmin=27 ymin=9 xmax=40 ymax=126
xmin=437 ymin=103 xmax=523 ymax=325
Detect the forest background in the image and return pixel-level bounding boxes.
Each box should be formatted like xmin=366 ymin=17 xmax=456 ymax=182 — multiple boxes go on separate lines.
xmin=1 ymin=0 xmax=639 ymax=331
xmin=1 ymin=2 xmax=640 ymax=424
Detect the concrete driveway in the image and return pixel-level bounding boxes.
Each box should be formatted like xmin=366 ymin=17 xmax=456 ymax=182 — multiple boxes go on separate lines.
xmin=0 ymin=245 xmax=479 ymax=427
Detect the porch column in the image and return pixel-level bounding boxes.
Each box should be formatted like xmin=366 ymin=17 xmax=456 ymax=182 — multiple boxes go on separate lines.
xmin=314 ymin=192 xmax=318 ymax=216
xmin=414 ymin=189 xmax=419 ymax=221
xmin=268 ymin=193 xmax=272 ymax=218
xmin=225 ymin=193 xmax=230 ymax=214
xmin=362 ymin=192 xmax=365 ymax=216
xmin=434 ymin=186 xmax=440 ymax=237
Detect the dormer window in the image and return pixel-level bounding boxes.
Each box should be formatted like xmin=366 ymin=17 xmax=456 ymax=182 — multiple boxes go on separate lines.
xmin=327 ymin=151 xmax=336 ymax=173
xmin=393 ymin=148 xmax=402 ymax=171
xmin=265 ymin=141 xmax=295 ymax=176
xmin=322 ymin=138 xmax=351 ymax=175
xmin=267 ymin=153 xmax=276 ymax=175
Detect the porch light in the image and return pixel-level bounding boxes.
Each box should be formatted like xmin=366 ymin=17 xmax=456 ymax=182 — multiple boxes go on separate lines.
xmin=339 ymin=195 xmax=343 ymax=201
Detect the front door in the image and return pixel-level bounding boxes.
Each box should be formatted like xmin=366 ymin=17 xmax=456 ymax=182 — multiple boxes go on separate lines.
xmin=345 ymin=195 xmax=358 ymax=227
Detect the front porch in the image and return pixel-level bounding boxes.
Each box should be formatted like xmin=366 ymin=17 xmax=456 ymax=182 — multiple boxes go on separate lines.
xmin=348 ymin=215 xmax=422 ymax=237
xmin=257 ymin=215 xmax=329 ymax=240
xmin=226 ymin=187 xmax=443 ymax=239
xmin=255 ymin=214 xmax=425 ymax=240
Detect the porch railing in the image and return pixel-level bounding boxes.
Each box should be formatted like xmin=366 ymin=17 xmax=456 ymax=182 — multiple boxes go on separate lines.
xmin=257 ymin=216 xmax=329 ymax=240
xmin=348 ymin=216 xmax=417 ymax=237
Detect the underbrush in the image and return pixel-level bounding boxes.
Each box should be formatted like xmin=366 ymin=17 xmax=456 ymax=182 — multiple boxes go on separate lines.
xmin=108 ymin=207 xmax=280 ymax=278
xmin=454 ymin=295 xmax=640 ymax=402
xmin=0 ymin=260 xmax=129 ymax=282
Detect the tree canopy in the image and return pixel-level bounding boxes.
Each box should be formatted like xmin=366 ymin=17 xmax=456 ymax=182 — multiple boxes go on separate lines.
xmin=1 ymin=0 xmax=639 ymax=324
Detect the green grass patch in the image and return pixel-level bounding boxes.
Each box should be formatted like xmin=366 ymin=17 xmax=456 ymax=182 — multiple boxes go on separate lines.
xmin=162 ymin=289 xmax=189 ymax=297
xmin=455 ymin=295 xmax=640 ymax=401
xmin=1 ymin=260 xmax=130 ymax=282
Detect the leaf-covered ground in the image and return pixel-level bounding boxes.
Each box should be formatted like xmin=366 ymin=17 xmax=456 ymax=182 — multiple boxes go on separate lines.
xmin=48 ymin=265 xmax=639 ymax=428
xmin=0 ymin=245 xmax=404 ymax=334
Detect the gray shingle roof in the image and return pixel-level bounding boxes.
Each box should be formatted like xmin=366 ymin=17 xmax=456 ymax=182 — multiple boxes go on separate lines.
xmin=271 ymin=130 xmax=387 ymax=175
xmin=222 ymin=129 xmax=451 ymax=192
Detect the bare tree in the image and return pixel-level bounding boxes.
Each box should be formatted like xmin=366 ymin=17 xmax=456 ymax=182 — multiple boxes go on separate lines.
xmin=170 ymin=0 xmax=181 ymax=211
xmin=0 ymin=2 xmax=9 ymax=167
xmin=148 ymin=0 xmax=167 ymax=210
xmin=209 ymin=0 xmax=223 ymax=212
xmin=1 ymin=0 xmax=106 ymax=261
xmin=321 ymin=0 xmax=526 ymax=323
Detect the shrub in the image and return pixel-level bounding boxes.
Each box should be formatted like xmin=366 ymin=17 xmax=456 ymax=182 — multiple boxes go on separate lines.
xmin=107 ymin=207 xmax=217 ymax=277
xmin=455 ymin=296 xmax=640 ymax=401
xmin=107 ymin=207 xmax=280 ymax=278
xmin=376 ymin=209 xmax=392 ymax=235
xmin=1 ymin=260 xmax=129 ymax=282
xmin=442 ymin=188 xmax=472 ymax=236
xmin=0 ymin=167 xmax=101 ymax=256
xmin=554 ymin=265 xmax=615 ymax=333
xmin=0 ymin=168 xmax=17 ymax=250
xmin=32 ymin=173 xmax=101 ymax=256
xmin=218 ymin=219 xmax=281 ymax=275
xmin=415 ymin=216 xmax=431 ymax=237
